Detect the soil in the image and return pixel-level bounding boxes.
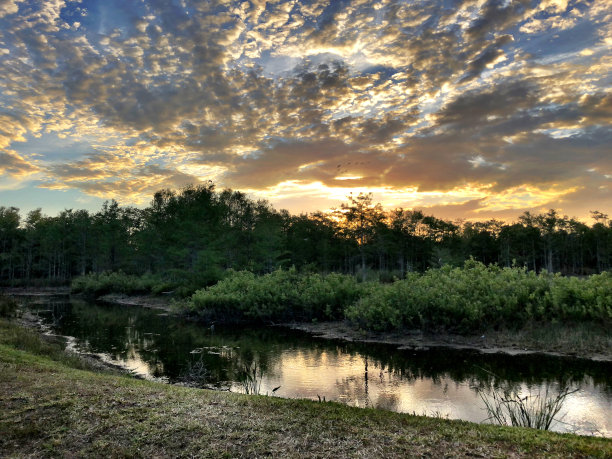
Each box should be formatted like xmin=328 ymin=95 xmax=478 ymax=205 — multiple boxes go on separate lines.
xmin=281 ymin=321 xmax=612 ymax=362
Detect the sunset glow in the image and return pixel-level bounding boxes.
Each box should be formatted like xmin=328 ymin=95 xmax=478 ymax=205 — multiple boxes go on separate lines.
xmin=0 ymin=0 xmax=610 ymax=219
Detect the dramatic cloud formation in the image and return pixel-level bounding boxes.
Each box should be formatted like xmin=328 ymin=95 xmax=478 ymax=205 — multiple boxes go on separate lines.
xmin=0 ymin=0 xmax=610 ymax=219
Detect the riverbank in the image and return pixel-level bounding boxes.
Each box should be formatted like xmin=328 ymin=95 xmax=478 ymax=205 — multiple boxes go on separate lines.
xmin=1 ymin=319 xmax=610 ymax=458
xmin=284 ymin=321 xmax=612 ymax=362
xmin=6 ymin=288 xmax=611 ymax=361
xmin=95 ymin=292 xmax=612 ymax=362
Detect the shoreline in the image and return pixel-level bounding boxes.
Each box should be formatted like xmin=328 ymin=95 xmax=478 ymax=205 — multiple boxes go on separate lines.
xmin=95 ymin=292 xmax=612 ymax=362
xmin=281 ymin=321 xmax=612 ymax=363
xmin=5 ymin=288 xmax=611 ymax=362
xmin=2 ymin=320 xmax=609 ymax=458
xmin=95 ymin=293 xmax=612 ymax=363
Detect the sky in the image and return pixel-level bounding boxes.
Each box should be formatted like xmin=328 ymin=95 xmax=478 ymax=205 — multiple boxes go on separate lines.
xmin=0 ymin=0 xmax=610 ymax=221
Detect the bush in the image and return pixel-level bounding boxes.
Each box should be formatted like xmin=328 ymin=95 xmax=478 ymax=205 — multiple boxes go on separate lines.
xmin=71 ymin=268 xmax=226 ymax=298
xmin=188 ymin=268 xmax=369 ymax=323
xmin=547 ymin=272 xmax=612 ymax=322
xmin=71 ymin=271 xmax=162 ymax=296
xmin=346 ymin=260 xmax=611 ymax=333
xmin=0 ymin=294 xmax=18 ymax=317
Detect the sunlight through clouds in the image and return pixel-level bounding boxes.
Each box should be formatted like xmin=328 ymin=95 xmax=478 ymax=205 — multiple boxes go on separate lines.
xmin=0 ymin=0 xmax=609 ymax=219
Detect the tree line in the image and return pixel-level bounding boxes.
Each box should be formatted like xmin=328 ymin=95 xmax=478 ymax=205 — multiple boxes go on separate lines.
xmin=1 ymin=182 xmax=611 ymax=288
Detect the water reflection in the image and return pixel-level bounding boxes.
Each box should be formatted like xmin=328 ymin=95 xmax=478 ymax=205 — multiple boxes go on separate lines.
xmin=22 ymin=296 xmax=612 ymax=437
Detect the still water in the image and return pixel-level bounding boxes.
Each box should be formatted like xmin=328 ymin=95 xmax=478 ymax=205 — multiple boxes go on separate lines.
xmin=22 ymin=295 xmax=612 ymax=437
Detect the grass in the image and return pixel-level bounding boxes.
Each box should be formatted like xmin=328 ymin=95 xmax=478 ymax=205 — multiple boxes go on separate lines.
xmin=475 ymin=381 xmax=579 ymax=430
xmin=481 ymin=322 xmax=612 ymax=358
xmin=1 ymin=319 xmax=611 ymax=458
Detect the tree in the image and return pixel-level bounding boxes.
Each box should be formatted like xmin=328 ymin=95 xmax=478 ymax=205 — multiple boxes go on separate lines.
xmin=0 ymin=207 xmax=21 ymax=282
xmin=337 ymin=193 xmax=383 ymax=280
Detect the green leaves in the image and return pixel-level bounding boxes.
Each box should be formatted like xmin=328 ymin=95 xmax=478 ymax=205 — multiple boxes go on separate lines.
xmin=189 ymin=268 xmax=367 ymax=323
xmin=346 ymin=261 xmax=612 ymax=333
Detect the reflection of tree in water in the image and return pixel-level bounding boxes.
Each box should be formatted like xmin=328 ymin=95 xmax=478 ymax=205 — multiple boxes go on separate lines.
xmin=335 ymin=374 xmax=370 ymax=407
xmin=346 ymin=341 xmax=612 ymax=392
xmin=33 ymin=298 xmax=612 ymax=399
xmin=334 ymin=358 xmax=406 ymax=411
xmin=375 ymin=392 xmax=400 ymax=412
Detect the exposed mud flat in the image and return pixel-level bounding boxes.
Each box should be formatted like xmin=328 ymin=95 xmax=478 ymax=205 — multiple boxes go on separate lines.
xmin=97 ymin=293 xmax=175 ymax=312
xmin=282 ymin=321 xmax=612 ymax=362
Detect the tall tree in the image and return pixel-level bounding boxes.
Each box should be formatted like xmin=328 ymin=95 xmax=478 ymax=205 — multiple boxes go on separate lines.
xmin=337 ymin=193 xmax=383 ymax=280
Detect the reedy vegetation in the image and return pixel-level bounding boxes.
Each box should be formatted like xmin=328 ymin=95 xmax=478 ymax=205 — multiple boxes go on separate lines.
xmin=474 ymin=381 xmax=579 ymax=431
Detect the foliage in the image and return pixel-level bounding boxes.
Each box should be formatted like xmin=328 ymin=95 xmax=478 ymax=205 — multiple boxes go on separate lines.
xmin=187 ymin=261 xmax=610 ymax=331
xmin=346 ymin=260 xmax=612 ymax=333
xmin=71 ymin=271 xmax=164 ymax=296
xmin=2 ymin=183 xmax=612 ymax=288
xmin=547 ymin=272 xmax=612 ymax=322
xmin=0 ymin=294 xmax=18 ymax=317
xmin=474 ymin=380 xmax=578 ymax=431
xmin=188 ymin=268 xmax=370 ymax=322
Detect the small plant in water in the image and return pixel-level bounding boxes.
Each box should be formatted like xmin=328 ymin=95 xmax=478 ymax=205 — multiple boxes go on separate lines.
xmin=474 ymin=380 xmax=578 ymax=430
xmin=240 ymin=361 xmax=262 ymax=395
xmin=179 ymin=357 xmax=210 ymax=387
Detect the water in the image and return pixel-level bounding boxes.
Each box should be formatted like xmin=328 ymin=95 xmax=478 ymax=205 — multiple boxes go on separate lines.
xmin=20 ymin=295 xmax=612 ymax=437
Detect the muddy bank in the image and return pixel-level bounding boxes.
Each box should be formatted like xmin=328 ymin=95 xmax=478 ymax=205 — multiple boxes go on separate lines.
xmin=283 ymin=321 xmax=612 ymax=362
xmin=11 ymin=288 xmax=610 ymax=363
xmin=96 ymin=293 xmax=175 ymax=312
xmin=2 ymin=286 xmax=70 ymax=296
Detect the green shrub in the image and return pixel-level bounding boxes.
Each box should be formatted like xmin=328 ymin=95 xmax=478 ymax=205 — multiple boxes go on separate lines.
xmin=188 ymin=268 xmax=369 ymax=323
xmin=346 ymin=260 xmax=611 ymax=333
xmin=547 ymin=272 xmax=612 ymax=322
xmin=71 ymin=271 xmax=162 ymax=296
xmin=71 ymin=268 xmax=227 ymax=299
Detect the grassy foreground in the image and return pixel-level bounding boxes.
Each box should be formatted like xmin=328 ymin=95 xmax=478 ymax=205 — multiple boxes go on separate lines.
xmin=1 ymin=321 xmax=611 ymax=458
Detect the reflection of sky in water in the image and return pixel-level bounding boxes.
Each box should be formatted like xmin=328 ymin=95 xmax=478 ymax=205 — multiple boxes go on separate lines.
xmin=251 ymin=350 xmax=611 ymax=437
xmin=29 ymin=298 xmax=612 ymax=438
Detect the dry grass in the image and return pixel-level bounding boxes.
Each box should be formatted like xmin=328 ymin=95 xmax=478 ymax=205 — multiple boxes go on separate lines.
xmin=1 ymin=320 xmax=611 ymax=458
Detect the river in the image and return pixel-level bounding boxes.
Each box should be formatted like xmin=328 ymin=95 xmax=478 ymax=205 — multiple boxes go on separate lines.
xmin=19 ymin=294 xmax=612 ymax=437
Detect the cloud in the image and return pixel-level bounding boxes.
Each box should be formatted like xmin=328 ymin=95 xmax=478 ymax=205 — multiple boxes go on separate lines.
xmin=0 ymin=0 xmax=25 ymax=18
xmin=0 ymin=149 xmax=39 ymax=176
xmin=0 ymin=0 xmax=609 ymax=220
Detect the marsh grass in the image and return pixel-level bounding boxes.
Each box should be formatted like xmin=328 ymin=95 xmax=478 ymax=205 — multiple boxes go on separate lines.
xmin=0 ymin=319 xmax=93 ymax=371
xmin=239 ymin=361 xmax=263 ymax=395
xmin=490 ymin=322 xmax=612 ymax=357
xmin=475 ymin=380 xmax=579 ymax=431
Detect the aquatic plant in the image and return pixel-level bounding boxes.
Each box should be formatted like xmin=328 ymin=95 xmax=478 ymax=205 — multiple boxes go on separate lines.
xmin=239 ymin=361 xmax=262 ymax=395
xmin=474 ymin=381 xmax=578 ymax=431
